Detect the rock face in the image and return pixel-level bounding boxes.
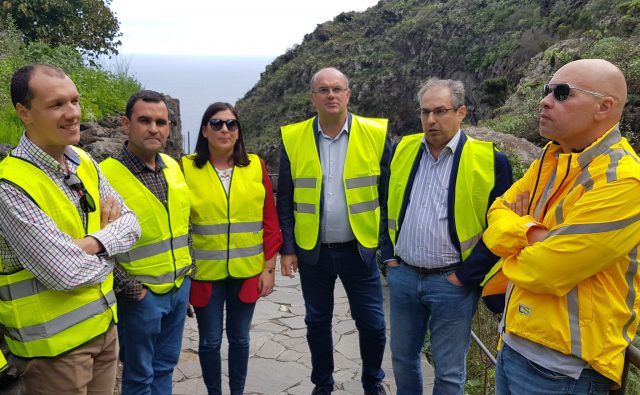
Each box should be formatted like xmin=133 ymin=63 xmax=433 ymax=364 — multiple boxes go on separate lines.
xmin=0 ymin=97 xmax=184 ymax=163
xmin=236 ymin=0 xmax=640 ymax=154
xmin=79 ymin=96 xmax=184 ymax=162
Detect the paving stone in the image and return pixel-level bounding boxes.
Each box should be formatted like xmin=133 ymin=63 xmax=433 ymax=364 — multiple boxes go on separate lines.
xmin=244 ymin=359 xmax=309 ymax=394
xmin=255 ymin=339 xmax=286 ymax=359
xmin=253 ymin=321 xmax=289 ymax=334
xmin=168 ymin=268 xmax=436 ymax=395
xmin=334 ymin=331 xmax=361 ymax=361
xmin=278 ymin=315 xmax=307 ymax=330
xmin=276 ymin=349 xmax=305 ymax=362
xmin=172 ymin=378 xmax=208 ymax=394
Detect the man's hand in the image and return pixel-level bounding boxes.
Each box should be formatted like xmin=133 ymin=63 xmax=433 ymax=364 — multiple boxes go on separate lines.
xmin=138 ymin=287 xmax=148 ymax=301
xmin=447 ymin=272 xmax=464 ymax=287
xmin=280 ymin=254 xmax=298 ymax=278
xmin=386 ymin=259 xmax=400 ymax=268
xmin=509 ymin=191 xmax=530 ymax=217
xmin=100 ymin=195 xmax=121 ymax=229
xmin=508 ymin=191 xmax=548 ymax=244
xmin=73 ymin=236 xmax=104 ymax=255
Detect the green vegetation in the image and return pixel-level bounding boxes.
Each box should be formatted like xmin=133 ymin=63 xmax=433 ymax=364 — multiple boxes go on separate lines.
xmin=0 ymin=0 xmax=121 ymax=58
xmin=0 ymin=18 xmax=141 ymax=146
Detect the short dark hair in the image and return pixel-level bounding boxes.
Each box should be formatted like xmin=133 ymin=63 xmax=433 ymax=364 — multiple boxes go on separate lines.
xmin=10 ymin=64 xmax=67 ymax=108
xmin=192 ymin=102 xmax=250 ymax=168
xmin=125 ymin=90 xmax=168 ymax=118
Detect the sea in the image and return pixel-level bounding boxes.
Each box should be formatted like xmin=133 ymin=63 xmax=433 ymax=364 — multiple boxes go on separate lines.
xmin=101 ymin=54 xmax=274 ymax=153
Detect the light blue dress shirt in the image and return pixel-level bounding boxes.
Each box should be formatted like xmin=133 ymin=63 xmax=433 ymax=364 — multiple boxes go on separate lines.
xmin=395 ymin=131 xmax=461 ymax=268
xmin=317 ymin=117 xmax=356 ymax=243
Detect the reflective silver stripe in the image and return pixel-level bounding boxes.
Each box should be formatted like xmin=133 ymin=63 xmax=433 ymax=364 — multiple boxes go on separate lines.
xmin=533 ymin=166 xmax=558 ymax=220
xmin=545 ymin=213 xmax=640 ymax=239
xmin=389 ymin=219 xmax=397 ymax=231
xmin=554 ymin=199 xmax=564 ymax=225
xmin=117 ymin=235 xmax=189 ymax=263
xmin=192 ymin=224 xmax=226 ymax=235
xmin=460 ymin=231 xmax=483 ymax=253
xmin=607 ymin=149 xmax=622 ymax=183
xmin=4 ymin=290 xmax=116 ymax=343
xmin=192 ymin=245 xmax=263 ymax=261
xmin=293 ymin=178 xmax=317 ymax=188
xmin=349 ymin=199 xmax=379 ymax=215
xmin=346 ymin=175 xmax=379 ymax=189
xmin=295 ymin=203 xmax=315 ymax=214
xmin=567 ymin=287 xmax=582 ymax=357
xmin=622 ymin=246 xmax=639 ymax=344
xmin=578 ymin=128 xmax=621 ymax=168
xmin=134 ymin=265 xmax=191 ymax=285
xmin=0 ymin=276 xmax=47 ymax=301
xmin=192 ymin=222 xmax=262 ymax=236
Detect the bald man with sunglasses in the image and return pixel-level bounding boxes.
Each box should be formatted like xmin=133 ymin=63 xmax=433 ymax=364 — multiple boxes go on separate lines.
xmin=484 ymin=59 xmax=640 ymax=394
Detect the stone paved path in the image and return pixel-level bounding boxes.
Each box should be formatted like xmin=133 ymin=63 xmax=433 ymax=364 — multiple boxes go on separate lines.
xmin=172 ymin=270 xmax=434 ymax=394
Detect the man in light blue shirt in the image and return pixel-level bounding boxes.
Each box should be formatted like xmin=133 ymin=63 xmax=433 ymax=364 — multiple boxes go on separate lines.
xmin=386 ymin=78 xmax=512 ymax=395
xmin=277 ymin=67 xmax=393 ymax=395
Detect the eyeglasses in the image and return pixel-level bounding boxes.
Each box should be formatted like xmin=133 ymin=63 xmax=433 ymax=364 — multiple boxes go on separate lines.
xmin=418 ymin=107 xmax=459 ymax=118
xmin=312 ymin=86 xmax=349 ymax=96
xmin=543 ymin=83 xmax=606 ymax=102
xmin=64 ymin=173 xmax=96 ymax=213
xmin=208 ymin=118 xmax=239 ymax=132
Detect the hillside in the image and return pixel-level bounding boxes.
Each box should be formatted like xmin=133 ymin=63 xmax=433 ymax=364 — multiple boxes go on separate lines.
xmin=236 ymin=0 xmax=640 ymax=155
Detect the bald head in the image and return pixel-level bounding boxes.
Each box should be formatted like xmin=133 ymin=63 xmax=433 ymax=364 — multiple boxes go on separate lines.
xmin=309 ymin=67 xmax=349 ymax=92
xmin=540 ymin=59 xmax=627 ymax=152
xmin=554 ymin=59 xmax=627 ymax=117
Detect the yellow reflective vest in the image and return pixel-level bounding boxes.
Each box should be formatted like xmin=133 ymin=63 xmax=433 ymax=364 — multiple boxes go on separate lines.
xmin=100 ymin=154 xmax=191 ymax=294
xmin=281 ymin=115 xmax=387 ymax=250
xmin=0 ymin=147 xmax=116 ymax=358
xmin=0 ymin=351 xmax=6 ymax=372
xmin=182 ymin=154 xmax=265 ymax=280
xmin=484 ymin=126 xmax=640 ymax=385
xmin=388 ymin=133 xmax=495 ymax=260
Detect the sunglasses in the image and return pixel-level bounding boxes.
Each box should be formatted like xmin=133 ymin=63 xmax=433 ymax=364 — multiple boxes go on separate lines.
xmin=208 ymin=118 xmax=239 ymax=132
xmin=64 ymin=173 xmax=96 ymax=213
xmin=543 ymin=83 xmax=606 ymax=102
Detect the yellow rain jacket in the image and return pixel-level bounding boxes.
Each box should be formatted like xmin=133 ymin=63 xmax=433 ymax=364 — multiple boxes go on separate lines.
xmin=483 ymin=126 xmax=640 ymax=385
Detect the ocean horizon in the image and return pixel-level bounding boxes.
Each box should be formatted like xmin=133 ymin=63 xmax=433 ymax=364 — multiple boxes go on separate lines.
xmin=101 ymin=54 xmax=274 ymax=153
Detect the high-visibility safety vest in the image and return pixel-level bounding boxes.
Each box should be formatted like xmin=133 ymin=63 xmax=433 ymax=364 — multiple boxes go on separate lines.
xmin=182 ymin=154 xmax=265 ymax=280
xmin=281 ymin=115 xmax=388 ymax=250
xmin=0 ymin=351 xmax=6 ymax=372
xmin=100 ymin=154 xmax=191 ymax=294
xmin=0 ymin=147 xmax=116 ymax=358
xmin=388 ymin=133 xmax=495 ymax=260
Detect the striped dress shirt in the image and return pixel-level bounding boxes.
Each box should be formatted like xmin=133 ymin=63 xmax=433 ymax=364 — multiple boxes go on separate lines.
xmin=395 ymin=131 xmax=461 ymax=268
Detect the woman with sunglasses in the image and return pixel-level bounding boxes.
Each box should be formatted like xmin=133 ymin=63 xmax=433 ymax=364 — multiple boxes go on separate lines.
xmin=182 ymin=102 xmax=282 ymax=395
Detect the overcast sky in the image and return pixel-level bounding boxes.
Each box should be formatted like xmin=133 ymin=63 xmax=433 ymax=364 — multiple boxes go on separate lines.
xmin=109 ymin=0 xmax=380 ymax=56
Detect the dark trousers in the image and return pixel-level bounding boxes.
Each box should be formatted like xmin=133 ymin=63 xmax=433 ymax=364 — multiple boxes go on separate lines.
xmin=298 ymin=243 xmax=386 ymax=390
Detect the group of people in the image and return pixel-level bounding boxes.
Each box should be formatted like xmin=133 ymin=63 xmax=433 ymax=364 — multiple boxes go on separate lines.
xmin=0 ymin=58 xmax=637 ymax=395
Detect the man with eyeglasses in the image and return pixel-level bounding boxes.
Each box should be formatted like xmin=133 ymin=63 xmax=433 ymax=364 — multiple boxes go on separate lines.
xmin=385 ymin=78 xmax=512 ymax=394
xmin=483 ymin=59 xmax=640 ymax=394
xmin=0 ymin=64 xmax=140 ymax=394
xmin=100 ymin=90 xmax=192 ymax=394
xmin=277 ymin=67 xmax=392 ymax=395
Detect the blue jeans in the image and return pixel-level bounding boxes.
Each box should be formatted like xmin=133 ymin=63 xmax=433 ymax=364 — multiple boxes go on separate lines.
xmin=298 ymin=244 xmax=386 ymax=391
xmin=194 ymin=278 xmax=256 ymax=395
xmin=496 ymin=343 xmax=613 ymax=395
xmin=117 ymin=277 xmax=191 ymax=395
xmin=388 ymin=263 xmax=479 ymax=395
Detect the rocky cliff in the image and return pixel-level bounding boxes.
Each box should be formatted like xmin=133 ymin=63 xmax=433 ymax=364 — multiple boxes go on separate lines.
xmin=236 ymin=0 xmax=640 ymax=163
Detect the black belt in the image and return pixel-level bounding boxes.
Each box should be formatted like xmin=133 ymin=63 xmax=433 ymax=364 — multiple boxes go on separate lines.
xmin=321 ymin=239 xmax=357 ymax=249
xmin=403 ymin=261 xmax=460 ymax=275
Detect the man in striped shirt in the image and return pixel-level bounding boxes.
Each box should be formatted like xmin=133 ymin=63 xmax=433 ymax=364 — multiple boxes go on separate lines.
xmin=386 ymin=78 xmax=512 ymax=395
